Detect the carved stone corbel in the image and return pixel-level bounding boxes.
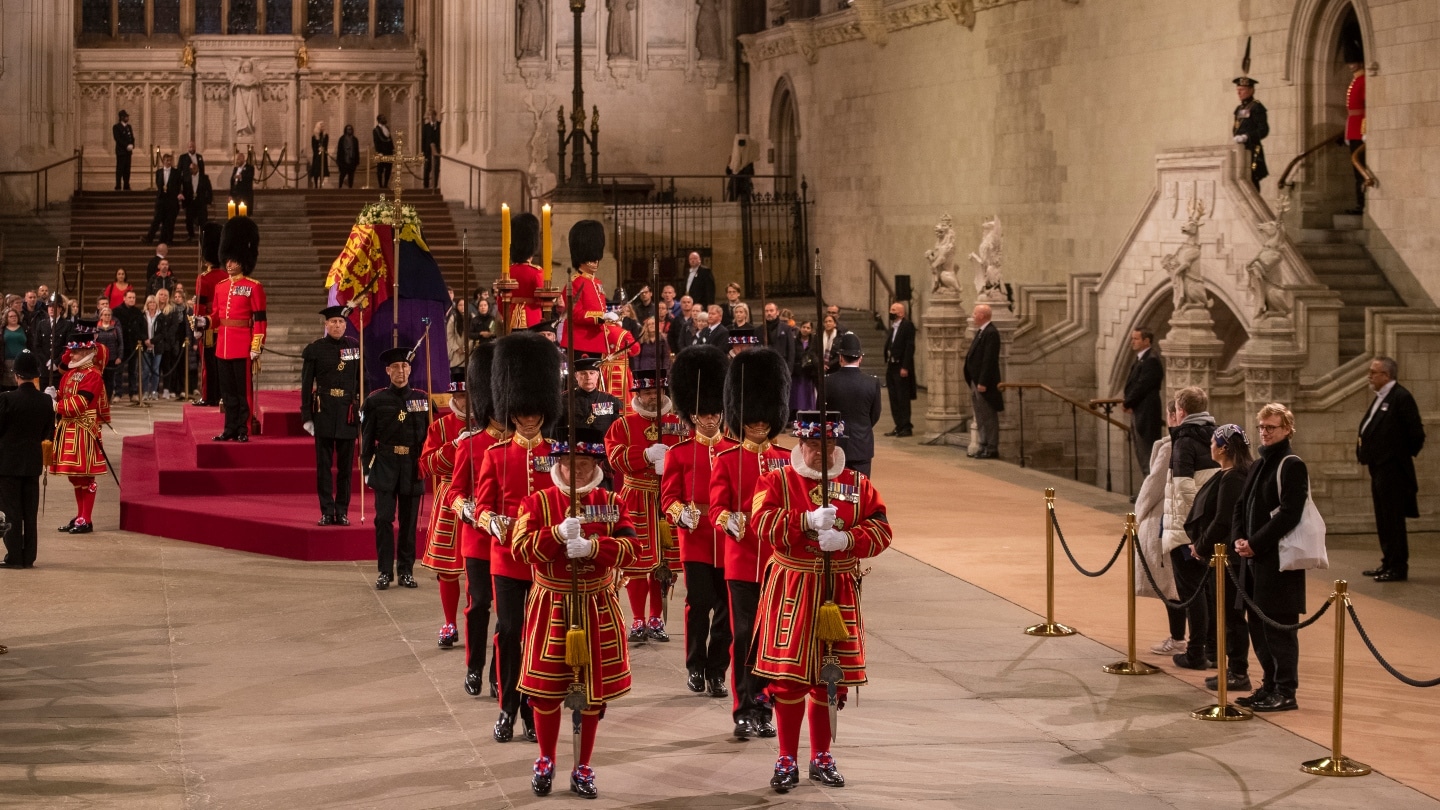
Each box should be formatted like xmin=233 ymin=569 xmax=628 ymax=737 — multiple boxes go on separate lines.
xmin=946 ymin=0 xmax=976 ymax=29
xmin=852 ymin=0 xmax=889 ymax=46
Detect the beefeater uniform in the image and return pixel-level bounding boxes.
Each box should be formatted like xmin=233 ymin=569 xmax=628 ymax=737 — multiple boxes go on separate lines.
xmin=210 ymin=216 xmax=265 ymax=439
xmin=419 ymin=369 xmax=468 ymax=648
xmin=49 ymin=322 xmax=112 ymax=533
xmin=752 ymin=412 xmax=891 ymax=790
xmin=359 ymin=353 xmax=430 ymax=586
xmin=300 ymin=306 xmax=360 ymax=524
xmin=192 ymin=222 xmax=226 ymax=405
xmin=600 ymin=322 xmax=640 ymax=407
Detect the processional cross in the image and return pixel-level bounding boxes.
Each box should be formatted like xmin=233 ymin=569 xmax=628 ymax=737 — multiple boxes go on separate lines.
xmin=373 ymin=131 xmax=427 ymax=348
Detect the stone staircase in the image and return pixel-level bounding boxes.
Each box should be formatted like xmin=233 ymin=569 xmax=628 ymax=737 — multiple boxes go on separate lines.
xmin=1296 ymin=213 xmax=1405 ymax=361
xmin=0 ymin=206 xmax=72 ymax=292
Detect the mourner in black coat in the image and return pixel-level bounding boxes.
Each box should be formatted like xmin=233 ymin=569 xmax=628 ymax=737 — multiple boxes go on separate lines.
xmin=301 ymin=307 xmax=362 ymax=526
xmin=883 ymin=302 xmax=917 ymax=437
xmin=682 ymin=252 xmax=716 ymax=307
xmin=1123 ymin=329 xmax=1165 ymax=474
xmin=145 ymin=156 xmax=186 ymax=245
xmin=963 ymin=304 xmax=1004 ymax=457
xmin=828 ymin=332 xmax=882 ymax=477
xmin=1356 ymin=357 xmax=1426 ymax=581
xmin=360 ymin=347 xmax=431 ymax=589
xmin=0 ymin=352 xmax=57 ymax=568
xmin=113 ymin=111 xmax=135 ymax=190
xmin=227 ymin=156 xmax=255 ymax=210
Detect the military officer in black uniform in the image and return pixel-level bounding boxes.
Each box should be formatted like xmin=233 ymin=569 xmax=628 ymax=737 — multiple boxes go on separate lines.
xmin=562 ymin=356 xmax=624 ymax=487
xmin=360 ymin=347 xmax=431 ymax=590
xmin=1233 ymin=76 xmax=1269 ymax=190
xmin=301 ymin=306 xmax=361 ymax=526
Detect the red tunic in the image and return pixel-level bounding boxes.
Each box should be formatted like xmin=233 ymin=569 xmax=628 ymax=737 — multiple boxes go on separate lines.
xmin=601 ymin=323 xmax=639 ymax=406
xmin=475 ymin=433 xmax=554 ymax=582
xmin=505 ymin=262 xmax=546 ymax=330
xmin=513 ymin=484 xmax=637 ymax=703
xmin=193 ymin=266 xmax=227 ymax=319
xmin=661 ymin=433 xmax=736 ymax=566
xmin=565 ymin=270 xmax=608 ymax=354
xmin=751 ymin=464 xmax=891 ymax=686
xmin=50 ymin=363 xmax=109 ymax=476
xmin=1346 ymin=72 xmax=1366 ymax=141
xmin=418 ymin=412 xmax=464 ymax=574
xmin=444 ymin=422 xmax=510 ymax=560
xmin=211 ymin=274 xmax=267 ymax=360
xmin=603 ymin=407 xmax=688 ymax=575
xmin=710 ymin=441 xmax=792 ymax=583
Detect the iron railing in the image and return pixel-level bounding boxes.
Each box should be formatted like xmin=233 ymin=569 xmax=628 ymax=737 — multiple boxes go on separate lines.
xmin=740 ymin=182 xmax=812 ymax=298
xmin=998 ymin=383 xmax=1135 ymax=495
xmin=440 ymin=155 xmax=530 ymax=214
xmin=0 ymin=149 xmax=84 ymax=213
xmin=611 ymin=197 xmax=715 ymax=290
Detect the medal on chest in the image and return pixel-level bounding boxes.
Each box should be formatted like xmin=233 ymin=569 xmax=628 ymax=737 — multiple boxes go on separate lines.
xmin=337 ymin=361 xmax=345 ymax=371
xmin=397 ymin=411 xmax=405 ymax=422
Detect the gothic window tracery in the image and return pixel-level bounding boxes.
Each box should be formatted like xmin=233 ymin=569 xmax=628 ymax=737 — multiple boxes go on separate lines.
xmin=82 ymin=0 xmax=112 ymax=34
xmin=375 ymin=0 xmax=405 ymax=36
xmin=154 ymin=0 xmax=182 ymax=33
xmin=229 ymin=0 xmax=259 ymax=34
xmin=266 ymin=0 xmax=294 ymax=33
xmin=340 ymin=0 xmax=369 ymax=36
xmin=306 ymin=0 xmax=335 ymax=35
xmin=118 ymin=0 xmax=147 ymax=34
xmin=196 ymin=0 xmax=224 ymax=34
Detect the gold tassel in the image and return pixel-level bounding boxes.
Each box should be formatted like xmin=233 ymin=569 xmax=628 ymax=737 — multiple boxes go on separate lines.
xmin=42 ymin=440 xmax=54 ymax=467
xmin=565 ymin=625 xmax=590 ymax=667
xmin=815 ymin=600 xmax=850 ymax=644
xmin=658 ymin=519 xmax=676 ymax=550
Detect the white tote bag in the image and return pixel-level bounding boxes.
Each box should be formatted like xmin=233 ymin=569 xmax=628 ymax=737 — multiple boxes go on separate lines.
xmin=1274 ymin=455 xmax=1329 ymax=572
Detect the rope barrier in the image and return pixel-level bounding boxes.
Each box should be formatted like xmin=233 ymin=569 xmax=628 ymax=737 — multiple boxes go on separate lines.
xmin=1345 ymin=601 xmax=1440 ymax=687
xmin=1223 ymin=563 xmax=1333 ymax=632
xmin=260 ymin=345 xmax=305 ymax=359
xmin=1050 ymin=510 xmax=1127 ymax=578
xmin=1133 ymin=543 xmax=1212 ymax=611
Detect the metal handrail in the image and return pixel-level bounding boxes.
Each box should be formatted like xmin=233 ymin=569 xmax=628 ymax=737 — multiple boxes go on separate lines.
xmin=868 ymin=259 xmax=894 ymax=327
xmin=1277 ymin=130 xmax=1344 ymax=190
xmin=598 ymin=172 xmax=795 ymax=201
xmin=438 ymin=155 xmax=530 ymax=213
xmin=0 ymin=149 xmax=84 ymax=213
xmin=999 ymin=382 xmax=1134 ymax=494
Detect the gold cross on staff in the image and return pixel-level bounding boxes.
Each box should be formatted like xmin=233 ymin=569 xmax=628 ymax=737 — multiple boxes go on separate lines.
xmin=374 ymin=130 xmax=426 ymax=223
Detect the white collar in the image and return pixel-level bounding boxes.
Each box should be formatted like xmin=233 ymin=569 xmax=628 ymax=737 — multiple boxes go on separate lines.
xmin=550 ymin=464 xmax=605 ymax=496
xmin=631 ymin=394 xmax=673 ymax=419
xmin=790 ymin=444 xmax=846 ymax=480
xmin=1373 ymin=380 xmax=1397 ymax=400
xmin=1136 ymin=347 xmax=1149 ymax=360
xmin=449 ymin=401 xmax=467 ymax=420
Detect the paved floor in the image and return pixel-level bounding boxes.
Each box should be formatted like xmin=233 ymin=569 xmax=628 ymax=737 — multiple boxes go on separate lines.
xmin=1 ymin=400 xmax=1438 ymax=809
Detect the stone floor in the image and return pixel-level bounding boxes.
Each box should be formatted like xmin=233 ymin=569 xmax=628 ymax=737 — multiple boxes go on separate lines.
xmin=1 ymin=399 xmax=1438 ymax=809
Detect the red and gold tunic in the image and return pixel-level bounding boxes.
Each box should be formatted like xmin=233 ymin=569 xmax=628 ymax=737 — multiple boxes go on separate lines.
xmin=504 ymin=262 xmax=546 ymax=331
xmin=50 ymin=363 xmax=110 ymax=476
xmin=601 ymin=323 xmax=640 ymax=405
xmin=751 ymin=462 xmax=891 ymax=686
xmin=444 ymin=421 xmax=510 ymax=560
xmin=710 ymin=440 xmax=791 ymax=583
xmin=211 ymin=274 xmax=267 ymax=360
xmin=565 ymin=269 xmax=608 ymax=355
xmin=603 ymin=406 xmax=688 ymax=575
xmin=513 ymin=484 xmax=637 ymax=703
xmin=475 ymin=432 xmax=554 ymax=582
xmin=418 ymin=411 xmax=464 ymax=574
xmin=661 ymin=432 xmax=736 ymax=567
xmin=193 ymin=265 xmax=227 ymax=351
xmin=1346 ymin=72 xmax=1366 ymax=141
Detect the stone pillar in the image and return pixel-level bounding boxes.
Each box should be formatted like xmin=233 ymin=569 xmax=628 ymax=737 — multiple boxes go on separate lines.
xmin=1238 ymin=318 xmax=1304 ymax=418
xmin=923 ymin=291 xmax=967 ymax=443
xmin=1160 ymin=308 xmax=1224 ymax=401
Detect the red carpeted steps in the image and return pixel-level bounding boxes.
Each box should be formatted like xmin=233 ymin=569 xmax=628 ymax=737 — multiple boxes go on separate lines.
xmin=119 ymin=390 xmax=426 ymax=562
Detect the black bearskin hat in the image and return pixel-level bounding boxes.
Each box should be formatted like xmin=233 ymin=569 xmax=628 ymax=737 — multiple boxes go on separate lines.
xmin=219 ymin=216 xmax=259 ymax=275
xmin=511 ymin=212 xmax=539 ymax=265
xmin=724 ymin=347 xmax=791 ymax=440
xmin=201 ymin=222 xmax=223 ymax=268
xmin=568 ymin=219 xmax=606 ymax=266
xmin=492 ymin=332 xmax=562 ymax=429
xmin=669 ymin=344 xmax=729 ymax=426
xmin=466 ymin=342 xmax=497 ymax=426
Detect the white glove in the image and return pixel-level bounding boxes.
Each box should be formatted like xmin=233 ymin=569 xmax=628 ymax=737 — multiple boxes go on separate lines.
xmin=456 ymin=428 xmax=479 ymax=444
xmin=603 ymin=311 xmax=621 ymax=323
xmin=250 ymin=350 xmax=261 ymax=361
xmin=643 ymin=443 xmax=668 ymax=464
xmin=460 ymin=500 xmax=475 ymax=526
xmin=679 ymin=505 xmax=700 ymax=530
xmin=566 ymin=536 xmax=595 ymax=559
xmin=725 ymin=512 xmax=746 ymax=538
xmin=488 ymin=514 xmax=510 ymax=539
xmin=652 ymin=459 xmax=665 ymax=475
xmin=558 ymin=517 xmax=583 ymax=541
xmin=1233 ymin=134 xmax=1248 ymax=144
xmin=303 ymin=420 xmax=315 ymax=436
xmin=44 ymin=386 xmax=58 ymax=399
xmin=817 ymin=528 xmax=848 ymax=553
xmin=805 ymin=506 xmax=837 ymax=532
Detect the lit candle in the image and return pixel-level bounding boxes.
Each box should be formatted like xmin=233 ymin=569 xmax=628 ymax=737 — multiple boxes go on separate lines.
xmin=541 ymin=204 xmax=553 ymax=286
xmin=227 ymin=199 xmax=237 ymax=219
xmin=237 ymin=201 xmax=248 ymax=217
xmin=500 ymin=203 xmax=511 ymax=280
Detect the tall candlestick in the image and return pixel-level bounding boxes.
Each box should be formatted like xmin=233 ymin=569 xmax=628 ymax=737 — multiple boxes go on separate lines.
xmin=500 ymin=203 xmax=511 ymax=280
xmin=227 ymin=199 xmax=237 ymax=219
xmin=541 ymin=204 xmax=553 ymax=286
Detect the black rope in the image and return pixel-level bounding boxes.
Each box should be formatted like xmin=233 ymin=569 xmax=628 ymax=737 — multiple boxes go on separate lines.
xmin=1050 ymin=509 xmax=1127 ymax=578
xmin=1345 ymin=602 xmax=1440 ymax=687
xmin=1223 ymin=563 xmax=1333 ymax=632
xmin=1134 ymin=542 xmax=1212 ymax=611
xmin=260 ymin=345 xmax=305 ymax=359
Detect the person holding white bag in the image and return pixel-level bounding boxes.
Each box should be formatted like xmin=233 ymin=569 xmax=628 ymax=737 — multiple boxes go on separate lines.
xmin=1231 ymin=402 xmax=1308 ymax=713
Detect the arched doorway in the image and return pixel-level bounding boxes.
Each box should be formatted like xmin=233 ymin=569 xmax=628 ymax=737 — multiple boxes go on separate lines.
xmin=770 ymin=80 xmax=800 ymax=197
xmin=1291 ymin=1 xmax=1369 ymax=225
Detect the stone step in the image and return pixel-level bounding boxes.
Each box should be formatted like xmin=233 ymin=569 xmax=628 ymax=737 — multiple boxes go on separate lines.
xmin=1332 ymin=213 xmax=1364 ymax=230
xmin=1337 ymin=288 xmax=1405 ymax=307
xmin=1296 ymin=242 xmax=1369 ymax=260
xmin=1340 ymin=338 xmax=1366 ymax=357
xmin=1296 ymin=227 xmax=1367 ymax=245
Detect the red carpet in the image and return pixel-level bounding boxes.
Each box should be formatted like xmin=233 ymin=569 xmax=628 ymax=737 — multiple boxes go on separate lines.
xmin=120 ymin=391 xmax=426 ymax=562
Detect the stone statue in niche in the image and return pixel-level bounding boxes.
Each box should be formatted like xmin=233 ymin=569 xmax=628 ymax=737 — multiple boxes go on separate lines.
xmin=518 ymin=0 xmax=546 ymax=59
xmin=225 ymin=58 xmax=263 ymax=139
xmin=926 ymin=213 xmax=962 ymax=295
xmin=1162 ymin=200 xmax=1211 ymax=313
xmin=697 ymin=0 xmax=726 ymax=61
xmin=967 ymin=215 xmax=1005 ymax=301
xmin=607 ymin=0 xmax=637 ymax=59
xmin=1247 ymin=218 xmax=1291 ymax=320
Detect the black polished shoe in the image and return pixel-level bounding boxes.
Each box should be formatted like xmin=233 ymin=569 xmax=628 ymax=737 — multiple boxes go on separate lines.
xmin=493 ymin=711 xmax=516 ymax=743
xmin=398 ymin=573 xmax=418 ymax=588
xmin=69 ymin=522 xmax=94 ymax=534
xmin=809 ymin=753 xmax=846 ymax=788
xmin=686 ymin=670 xmax=705 ymax=693
xmin=1361 ymin=566 xmax=1386 ymax=577
xmin=627 ymin=619 xmax=647 ymax=643
xmin=317 ymin=514 xmax=333 ymax=526
xmin=375 ymin=573 xmax=392 ymax=590
xmin=235 ymin=433 xmax=249 ymax=443
xmin=883 ymin=429 xmax=899 ymax=437
xmin=437 ymin=623 xmax=459 ymax=648
xmin=211 ymin=433 xmax=234 ymax=442
xmin=1374 ymin=570 xmax=1408 ymax=582
xmin=58 ymin=519 xmax=77 ymax=533
xmin=894 ymin=429 xmax=913 ymax=438
xmin=522 ymin=713 xmax=537 ymax=743
xmin=464 ymin=670 xmax=483 ymax=697
xmin=334 ymin=515 xmax=350 ymax=526
xmin=646 ymin=618 xmax=670 ymax=642
xmin=1172 ymin=653 xmax=1209 ymax=671
xmin=531 ymin=756 xmax=554 ymax=797
xmin=733 ymin=718 xmax=754 ymax=739
xmin=570 ymin=765 xmax=598 ymax=799
xmin=1235 ymin=686 xmax=1273 ymax=708
xmin=706 ymin=677 xmax=729 ymax=698
xmin=1249 ymin=692 xmax=1298 ymax=713
xmin=1204 ymin=672 xmax=1253 ymax=692
xmin=770 ymin=757 xmax=800 ymax=793
xmin=754 ymin=717 xmax=777 ymax=738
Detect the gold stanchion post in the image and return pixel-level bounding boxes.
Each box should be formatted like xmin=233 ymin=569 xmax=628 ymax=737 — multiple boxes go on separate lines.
xmin=1301 ymin=581 xmax=1371 ymax=777
xmin=1104 ymin=513 xmax=1161 ymax=675
xmin=1026 ymin=488 xmax=1076 ymax=637
xmin=1192 ymin=544 xmax=1252 ymax=720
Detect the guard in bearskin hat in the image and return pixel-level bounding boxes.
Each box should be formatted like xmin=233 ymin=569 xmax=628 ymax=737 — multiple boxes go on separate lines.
xmin=359 ymin=346 xmax=431 ymax=590
xmin=660 ymin=345 xmax=736 ymax=699
xmin=48 ymin=320 xmax=112 ymax=535
xmin=418 ymin=366 xmax=471 ymax=648
xmin=711 ymin=347 xmax=792 ymax=739
xmin=207 ymin=215 xmax=265 ymax=440
xmin=505 ymin=212 xmax=545 ymax=331
xmin=191 ymin=222 xmax=226 ymax=405
xmin=471 ymin=332 xmax=561 ymax=743
xmin=564 ymin=220 xmax=614 ymax=357
xmin=300 ymin=305 xmax=361 ymax=526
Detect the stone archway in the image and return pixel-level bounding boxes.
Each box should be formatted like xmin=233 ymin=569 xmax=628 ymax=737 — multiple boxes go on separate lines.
xmin=769 ymin=77 xmax=800 ymax=197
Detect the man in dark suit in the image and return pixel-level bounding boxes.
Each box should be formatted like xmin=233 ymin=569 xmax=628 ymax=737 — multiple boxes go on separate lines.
xmin=1357 ymin=356 xmax=1426 ymax=582
xmin=183 ymin=162 xmax=213 ymax=242
xmin=827 ymin=332 xmax=882 ymax=477
xmin=421 ymin=109 xmax=441 ymax=188
xmin=682 ymin=251 xmax=716 ymax=307
xmin=26 ymin=296 xmax=62 ymax=390
xmin=113 ymin=110 xmax=135 ymax=190
xmin=227 ymin=151 xmax=255 ymax=211
xmin=373 ymin=114 xmax=395 ymax=188
xmin=882 ymin=301 xmax=917 ymax=438
xmin=1122 ymin=328 xmax=1165 ymax=475
xmin=0 ymin=351 xmax=57 ymax=568
xmin=176 ymin=141 xmax=205 ymax=179
xmin=761 ymin=302 xmax=797 ymax=370
xmin=964 ymin=303 xmax=1004 ymax=458
xmin=695 ymin=305 xmax=729 ymax=348
xmin=144 ymin=153 xmax=185 ymax=245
